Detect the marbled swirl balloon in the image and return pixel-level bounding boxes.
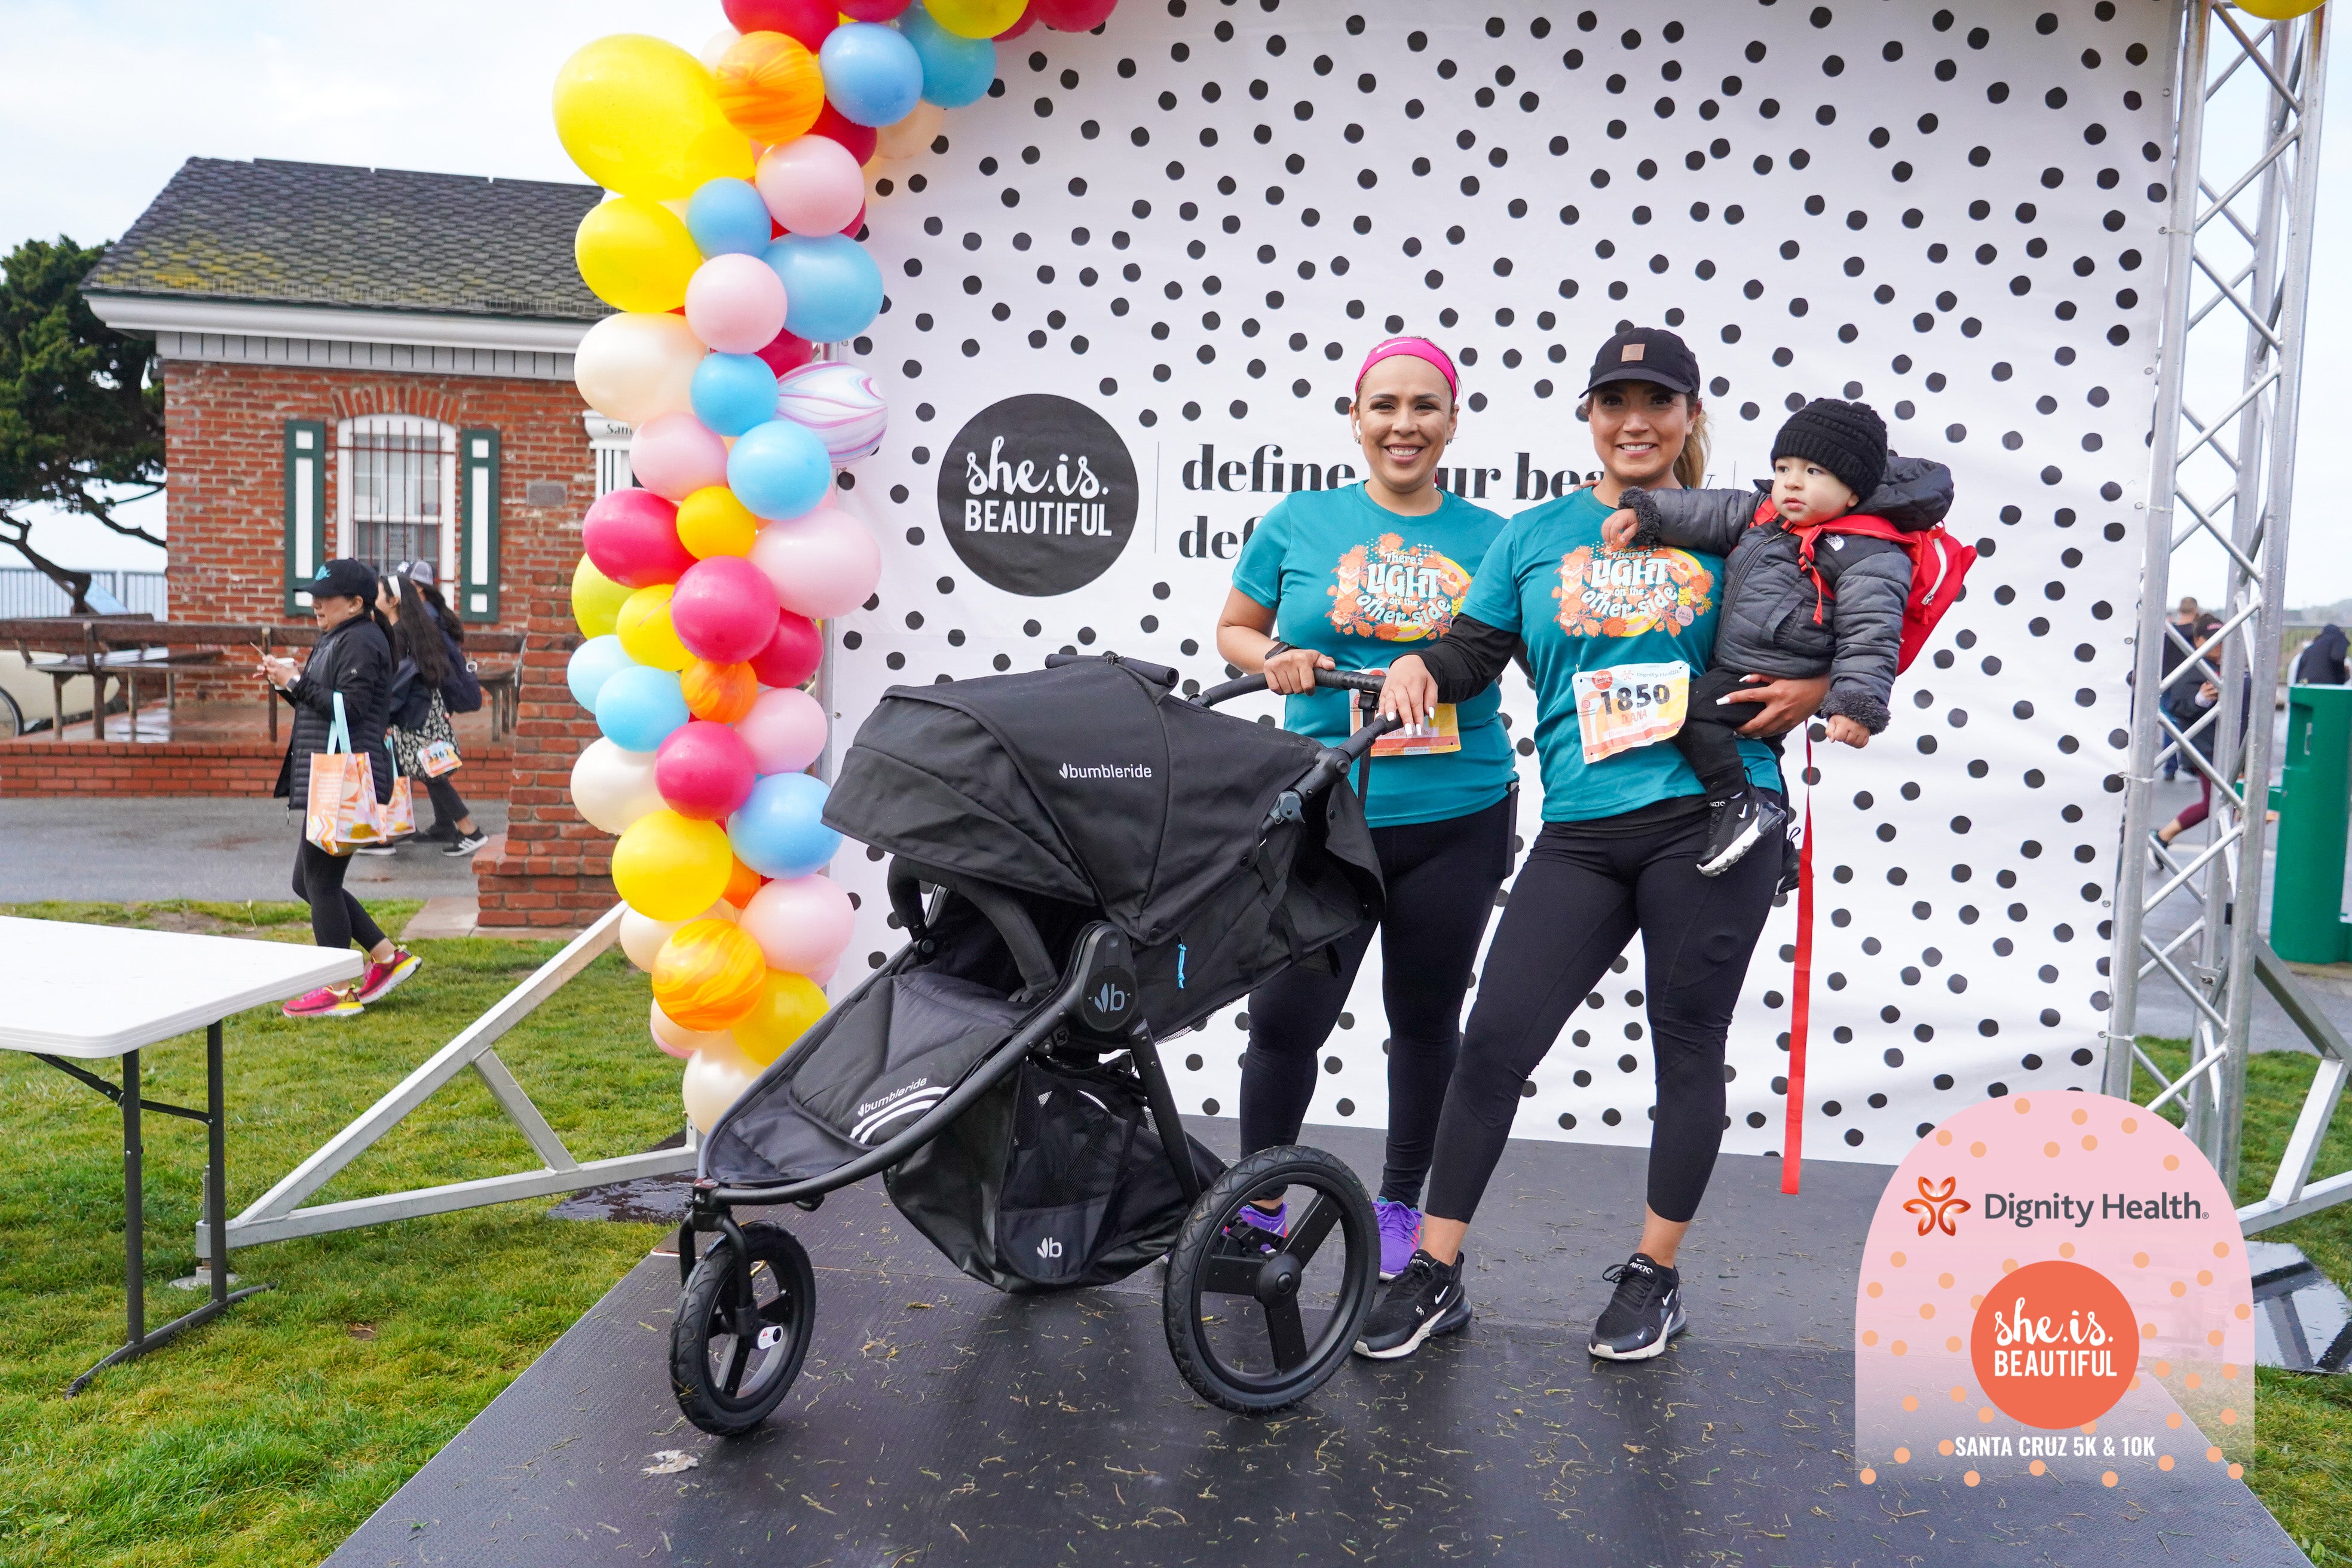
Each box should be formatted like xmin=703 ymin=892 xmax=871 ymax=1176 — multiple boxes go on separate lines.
xmin=773 ymin=361 xmax=888 ymax=461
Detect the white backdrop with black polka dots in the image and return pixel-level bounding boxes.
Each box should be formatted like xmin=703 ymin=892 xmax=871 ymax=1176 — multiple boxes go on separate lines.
xmin=825 ymin=0 xmax=2172 ymax=1166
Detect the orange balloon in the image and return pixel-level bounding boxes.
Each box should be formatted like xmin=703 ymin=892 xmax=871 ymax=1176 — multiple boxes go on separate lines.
xmin=723 ymin=853 xmax=764 ymax=909
xmin=682 ymin=658 xmax=760 ymax=724
xmin=715 ymin=32 xmax=825 ymax=144
xmin=651 ymin=918 xmax=768 ymax=1030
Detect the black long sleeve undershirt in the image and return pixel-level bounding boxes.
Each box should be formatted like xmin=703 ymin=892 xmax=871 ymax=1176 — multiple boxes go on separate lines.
xmin=1413 ymin=614 xmax=1521 ymax=703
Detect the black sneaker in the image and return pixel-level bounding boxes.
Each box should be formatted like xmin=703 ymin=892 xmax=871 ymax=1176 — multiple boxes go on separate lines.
xmin=1775 ymin=817 xmax=1802 ymax=899
xmin=1588 ymin=1252 xmax=1688 ymax=1361
xmin=1353 ymin=1248 xmax=1472 ymax=1359
xmin=1696 ymin=789 xmax=1788 ymax=877
xmin=443 ymin=829 xmax=488 ymax=857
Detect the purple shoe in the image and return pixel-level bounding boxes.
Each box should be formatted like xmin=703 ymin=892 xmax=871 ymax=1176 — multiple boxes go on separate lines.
xmin=1375 ymin=1199 xmax=1423 ymax=1280
xmin=1222 ymin=1201 xmax=1287 ymax=1256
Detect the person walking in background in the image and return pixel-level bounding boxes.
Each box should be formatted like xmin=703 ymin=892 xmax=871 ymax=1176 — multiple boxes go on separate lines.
xmin=2294 ymin=623 xmax=2348 ymax=686
xmin=401 ymin=562 xmax=489 ymax=847
xmin=256 ymin=558 xmax=421 ymax=1019
xmin=369 ymin=572 xmax=488 ymax=858
xmin=2158 ymin=597 xmax=2204 ymax=780
xmin=1212 ymin=336 xmax=1518 ymax=1279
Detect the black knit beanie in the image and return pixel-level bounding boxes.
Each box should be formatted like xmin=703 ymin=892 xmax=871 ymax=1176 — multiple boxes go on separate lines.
xmin=1771 ymin=399 xmax=1888 ymax=502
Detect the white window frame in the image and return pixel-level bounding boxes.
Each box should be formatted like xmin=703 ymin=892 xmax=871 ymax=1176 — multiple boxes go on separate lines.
xmin=336 ymin=414 xmax=459 ymax=584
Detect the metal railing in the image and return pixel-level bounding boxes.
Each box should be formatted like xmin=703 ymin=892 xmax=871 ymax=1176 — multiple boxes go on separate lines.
xmin=2105 ymin=0 xmax=2344 ymax=1235
xmin=0 ymin=569 xmax=168 ymax=619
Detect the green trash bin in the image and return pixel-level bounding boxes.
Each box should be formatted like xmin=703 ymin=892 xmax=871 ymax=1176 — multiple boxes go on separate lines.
xmin=2271 ymin=684 xmax=2352 ymax=964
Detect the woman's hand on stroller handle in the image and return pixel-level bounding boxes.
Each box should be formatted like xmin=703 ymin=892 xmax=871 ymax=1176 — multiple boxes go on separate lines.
xmin=1196 ymin=666 xmax=1388 ymax=709
xmin=1377 ymin=655 xmax=1438 ymax=730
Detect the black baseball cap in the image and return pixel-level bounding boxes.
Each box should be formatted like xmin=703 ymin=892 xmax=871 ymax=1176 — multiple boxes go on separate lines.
xmin=1583 ymin=326 xmax=1702 ymax=397
xmin=311 ymin=559 xmax=378 ymax=601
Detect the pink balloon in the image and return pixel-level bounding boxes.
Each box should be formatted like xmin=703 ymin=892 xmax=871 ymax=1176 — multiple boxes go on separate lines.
xmin=684 ymin=253 xmax=789 ymax=355
xmin=756 ymin=137 xmax=866 ymax=237
xmin=747 ymin=506 xmax=882 ymax=619
xmin=1033 ymin=0 xmax=1117 ymax=27
xmin=650 ymin=999 xmax=723 ymax=1059
xmin=670 ymin=555 xmax=782 ymax=664
xmin=581 ymin=488 xmax=693 ymax=588
xmin=735 ymin=686 xmax=827 ymax=776
xmin=748 ymin=609 xmax=824 ymax=688
xmin=655 ymin=719 xmax=758 ymax=820
xmin=629 ymin=412 xmax=730 ymax=503
xmin=737 ymin=874 xmax=855 ymax=975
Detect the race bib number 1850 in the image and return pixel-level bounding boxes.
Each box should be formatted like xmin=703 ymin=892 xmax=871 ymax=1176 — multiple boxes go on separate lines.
xmin=1572 ymin=660 xmax=1690 ymax=763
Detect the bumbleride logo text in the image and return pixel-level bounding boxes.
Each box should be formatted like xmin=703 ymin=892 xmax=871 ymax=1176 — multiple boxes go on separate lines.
xmin=1058 ymin=762 xmax=1154 ymax=780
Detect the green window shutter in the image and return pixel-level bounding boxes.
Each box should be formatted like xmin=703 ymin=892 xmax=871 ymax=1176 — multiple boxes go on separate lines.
xmin=282 ymin=419 xmax=327 ymax=614
xmin=457 ymin=427 xmax=501 ymax=622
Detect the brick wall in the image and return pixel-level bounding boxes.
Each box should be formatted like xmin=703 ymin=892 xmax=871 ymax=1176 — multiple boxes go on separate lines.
xmin=158 ymin=355 xmax=614 ymax=918
xmin=0 ymin=737 xmax=510 ymax=798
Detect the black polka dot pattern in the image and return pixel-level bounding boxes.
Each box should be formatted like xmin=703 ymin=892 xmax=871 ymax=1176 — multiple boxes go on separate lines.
xmin=829 ymin=0 xmax=2165 ymax=1159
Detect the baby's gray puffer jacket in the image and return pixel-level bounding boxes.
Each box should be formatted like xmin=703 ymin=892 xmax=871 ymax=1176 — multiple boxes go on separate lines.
xmin=1621 ymin=454 xmax=1956 ymax=734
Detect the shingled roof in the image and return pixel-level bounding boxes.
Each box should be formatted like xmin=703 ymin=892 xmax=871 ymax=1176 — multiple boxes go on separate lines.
xmin=82 ymin=157 xmax=608 ymax=321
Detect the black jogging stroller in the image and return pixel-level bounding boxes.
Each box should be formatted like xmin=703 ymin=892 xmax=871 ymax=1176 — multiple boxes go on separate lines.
xmin=669 ymin=653 xmax=1401 ymax=1433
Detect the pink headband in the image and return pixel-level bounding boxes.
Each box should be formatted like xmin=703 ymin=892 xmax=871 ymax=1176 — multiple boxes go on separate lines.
xmin=1354 ymin=336 xmax=1459 ymax=402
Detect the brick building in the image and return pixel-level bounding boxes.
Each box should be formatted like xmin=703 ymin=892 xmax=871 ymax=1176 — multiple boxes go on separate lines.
xmin=79 ymin=157 xmax=631 ymax=927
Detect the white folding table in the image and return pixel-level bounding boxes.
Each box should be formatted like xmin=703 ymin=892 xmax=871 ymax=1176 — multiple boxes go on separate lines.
xmin=0 ymin=915 xmax=361 ymax=1394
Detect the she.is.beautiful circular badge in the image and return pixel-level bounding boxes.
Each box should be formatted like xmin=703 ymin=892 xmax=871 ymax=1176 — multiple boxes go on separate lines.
xmin=1854 ymin=1091 xmax=2254 ymax=1494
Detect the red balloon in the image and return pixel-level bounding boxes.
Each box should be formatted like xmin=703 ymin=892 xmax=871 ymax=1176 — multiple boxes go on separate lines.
xmin=808 ymin=100 xmax=879 ymax=165
xmin=748 ymin=610 xmax=824 ymax=688
xmin=837 ymin=0 xmax=912 ymax=17
xmin=1033 ymin=0 xmax=1116 ymax=27
xmin=722 ymin=0 xmax=837 ymax=48
xmin=581 ymin=488 xmax=693 ymax=589
xmin=997 ymin=4 xmax=1039 ymax=37
xmin=671 ymin=555 xmax=783 ymax=664
xmin=754 ymin=325 xmax=817 ymax=377
xmin=655 ymin=721 xmax=758 ymax=821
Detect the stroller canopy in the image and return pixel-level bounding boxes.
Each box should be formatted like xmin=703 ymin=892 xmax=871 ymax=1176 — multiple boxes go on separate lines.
xmin=825 ymin=658 xmax=1348 ymax=945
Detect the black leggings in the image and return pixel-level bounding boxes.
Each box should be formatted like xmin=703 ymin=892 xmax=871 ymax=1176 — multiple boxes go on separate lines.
xmin=1673 ymin=666 xmax=1787 ymax=800
xmin=420 ymin=773 xmax=471 ymax=838
xmin=1424 ymin=799 xmax=1780 ymax=1226
xmin=1239 ymin=792 xmax=1515 ymax=1207
xmin=292 ymin=835 xmax=388 ymax=954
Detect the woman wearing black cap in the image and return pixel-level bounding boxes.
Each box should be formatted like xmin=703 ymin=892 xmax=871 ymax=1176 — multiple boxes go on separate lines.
xmin=1354 ymin=327 xmax=1827 ymax=1363
xmin=256 ymin=558 xmax=421 ymax=1018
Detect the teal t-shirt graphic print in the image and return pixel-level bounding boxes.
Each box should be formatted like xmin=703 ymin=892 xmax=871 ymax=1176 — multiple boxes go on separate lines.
xmin=1231 ymin=483 xmax=1515 ymax=828
xmin=1456 ymin=486 xmax=1782 ymax=823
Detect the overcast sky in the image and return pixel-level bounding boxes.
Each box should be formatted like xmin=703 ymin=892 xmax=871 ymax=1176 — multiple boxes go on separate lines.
xmin=7 ymin=0 xmax=2348 ymax=613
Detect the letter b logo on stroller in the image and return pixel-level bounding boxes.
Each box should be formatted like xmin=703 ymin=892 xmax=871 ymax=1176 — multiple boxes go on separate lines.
xmin=1036 ymin=1235 xmax=1064 ymax=1260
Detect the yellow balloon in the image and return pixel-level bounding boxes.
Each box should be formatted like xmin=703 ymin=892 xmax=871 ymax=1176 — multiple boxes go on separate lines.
xmin=612 ymin=809 xmax=734 ymax=920
xmin=676 ymin=486 xmax=760 ymax=559
xmin=2235 ymin=0 xmax=2324 ymax=17
xmin=926 ymin=0 xmax=1026 ymax=39
xmin=572 ymin=555 xmax=632 ymax=637
xmin=617 ymin=583 xmax=692 ymax=672
xmin=731 ymin=969 xmax=829 ymax=1064
xmin=575 ymin=195 xmax=703 ymax=313
xmin=553 ymin=34 xmax=755 ymax=198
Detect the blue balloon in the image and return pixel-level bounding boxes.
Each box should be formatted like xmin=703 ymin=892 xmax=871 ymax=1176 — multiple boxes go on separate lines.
xmin=728 ymin=419 xmax=834 ymax=522
xmin=728 ymin=771 xmax=842 ymax=878
xmin=691 ymin=352 xmax=782 ymax=438
xmin=593 ymin=664 xmax=690 ymax=752
xmin=763 ymin=234 xmax=885 ymax=344
xmin=686 ymin=177 xmax=773 ymax=258
xmin=901 ymin=5 xmax=997 ymax=109
xmin=566 ymin=634 xmax=636 ymax=712
xmin=817 ymin=22 xmax=924 ymax=128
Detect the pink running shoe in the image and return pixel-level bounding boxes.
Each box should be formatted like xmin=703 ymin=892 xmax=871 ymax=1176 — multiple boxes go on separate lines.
xmin=357 ymin=950 xmax=422 ymax=1005
xmin=283 ymin=984 xmax=363 ymax=1019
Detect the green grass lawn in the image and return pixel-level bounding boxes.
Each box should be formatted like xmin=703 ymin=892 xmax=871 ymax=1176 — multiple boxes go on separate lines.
xmin=0 ymin=902 xmax=676 ymax=1568
xmin=2126 ymin=1039 xmax=2352 ymax=1564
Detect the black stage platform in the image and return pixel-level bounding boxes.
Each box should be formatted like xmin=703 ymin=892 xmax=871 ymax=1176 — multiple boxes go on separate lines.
xmin=327 ymin=1125 xmax=2306 ymax=1567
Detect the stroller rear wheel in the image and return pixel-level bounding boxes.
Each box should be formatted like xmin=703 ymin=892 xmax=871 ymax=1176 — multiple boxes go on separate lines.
xmin=670 ymin=1221 xmax=816 ymax=1436
xmin=1162 ymin=1144 xmax=1377 ymax=1412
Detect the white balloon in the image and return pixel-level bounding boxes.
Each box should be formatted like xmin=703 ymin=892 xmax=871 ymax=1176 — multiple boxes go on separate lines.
xmin=875 ymin=100 xmax=945 ymax=161
xmin=569 ymin=738 xmax=665 ymax=836
xmin=697 ymin=26 xmax=741 ymax=71
xmin=619 ymin=900 xmax=738 ymax=972
xmin=682 ymin=1036 xmax=763 ymax=1134
xmin=650 ymin=998 xmax=734 ymax=1059
xmin=573 ymin=311 xmax=703 ymax=426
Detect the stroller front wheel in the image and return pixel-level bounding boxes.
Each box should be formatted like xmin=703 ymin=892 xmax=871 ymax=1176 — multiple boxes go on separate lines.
xmin=670 ymin=1221 xmax=816 ymax=1437
xmin=1162 ymin=1144 xmax=1377 ymax=1412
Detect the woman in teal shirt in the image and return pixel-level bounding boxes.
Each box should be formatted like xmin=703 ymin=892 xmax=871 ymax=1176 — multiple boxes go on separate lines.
xmin=1356 ymin=327 xmax=1829 ymax=1362
xmin=1212 ymin=336 xmax=1518 ymax=1279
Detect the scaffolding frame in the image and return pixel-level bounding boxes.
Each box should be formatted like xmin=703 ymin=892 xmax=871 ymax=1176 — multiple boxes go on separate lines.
xmin=2105 ymin=0 xmax=2340 ymax=1233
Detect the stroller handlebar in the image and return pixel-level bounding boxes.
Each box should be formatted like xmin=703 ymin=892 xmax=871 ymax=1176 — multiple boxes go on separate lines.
xmin=1195 ymin=666 xmax=1389 ymax=708
xmin=1044 ymin=650 xmax=1180 ymax=687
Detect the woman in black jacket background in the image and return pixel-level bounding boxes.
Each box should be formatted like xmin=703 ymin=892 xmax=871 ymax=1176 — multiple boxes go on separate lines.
xmin=258 ymin=558 xmax=420 ymax=1019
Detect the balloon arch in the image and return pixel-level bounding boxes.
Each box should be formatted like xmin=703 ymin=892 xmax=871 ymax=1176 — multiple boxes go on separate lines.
xmin=552 ymin=0 xmax=1122 ymax=1134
